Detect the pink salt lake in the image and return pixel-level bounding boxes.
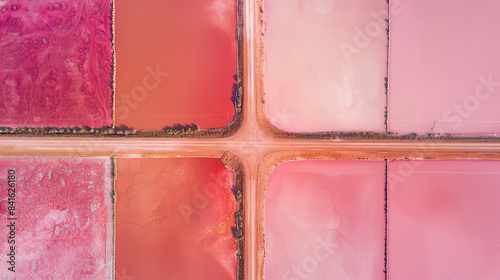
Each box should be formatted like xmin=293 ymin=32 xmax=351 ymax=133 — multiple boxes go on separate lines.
xmin=115 ymin=0 xmax=237 ymax=131
xmin=0 ymin=156 xmax=113 ymax=279
xmin=0 ymin=0 xmax=113 ymax=128
xmin=388 ymin=160 xmax=500 ymax=279
xmin=115 ymin=158 xmax=238 ymax=280
xmin=389 ymin=0 xmax=500 ymax=134
xmin=265 ymin=160 xmax=385 ymax=280
xmin=264 ymin=0 xmax=387 ymax=132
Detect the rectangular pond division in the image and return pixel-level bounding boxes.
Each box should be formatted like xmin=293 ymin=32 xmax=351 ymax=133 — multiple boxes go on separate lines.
xmin=0 ymin=0 xmax=114 ymax=129
xmin=1 ymin=0 xmax=500 ymax=279
xmin=264 ymin=0 xmax=387 ymax=133
xmin=388 ymin=0 xmax=500 ymax=134
xmin=0 ymin=156 xmax=114 ymax=279
xmin=265 ymin=160 xmax=385 ymax=280
xmin=388 ymin=160 xmax=500 ymax=279
xmin=115 ymin=0 xmax=238 ymax=131
xmin=115 ymin=157 xmax=240 ymax=280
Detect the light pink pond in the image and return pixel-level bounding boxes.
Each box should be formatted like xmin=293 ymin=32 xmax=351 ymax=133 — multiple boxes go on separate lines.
xmin=265 ymin=160 xmax=385 ymax=279
xmin=0 ymin=156 xmax=113 ymax=279
xmin=264 ymin=0 xmax=387 ymax=132
xmin=389 ymin=0 xmax=500 ymax=134
xmin=388 ymin=160 xmax=500 ymax=279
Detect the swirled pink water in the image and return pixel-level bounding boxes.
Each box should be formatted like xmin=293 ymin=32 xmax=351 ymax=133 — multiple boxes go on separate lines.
xmin=264 ymin=0 xmax=387 ymax=132
xmin=0 ymin=0 xmax=113 ymax=128
xmin=389 ymin=0 xmax=500 ymax=134
xmin=265 ymin=160 xmax=385 ymax=280
xmin=0 ymin=156 xmax=113 ymax=279
xmin=115 ymin=158 xmax=238 ymax=280
xmin=388 ymin=160 xmax=500 ymax=279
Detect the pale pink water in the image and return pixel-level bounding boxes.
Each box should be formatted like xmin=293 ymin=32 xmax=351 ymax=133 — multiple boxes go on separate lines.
xmin=264 ymin=0 xmax=387 ymax=132
xmin=389 ymin=0 xmax=500 ymax=134
xmin=265 ymin=160 xmax=385 ymax=280
xmin=388 ymin=160 xmax=500 ymax=279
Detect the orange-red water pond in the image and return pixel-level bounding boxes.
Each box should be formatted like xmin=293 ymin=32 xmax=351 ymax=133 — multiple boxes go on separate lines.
xmin=115 ymin=0 xmax=238 ymax=131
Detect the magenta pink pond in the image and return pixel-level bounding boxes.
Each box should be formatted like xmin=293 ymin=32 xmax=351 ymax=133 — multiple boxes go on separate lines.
xmin=0 ymin=0 xmax=113 ymax=128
